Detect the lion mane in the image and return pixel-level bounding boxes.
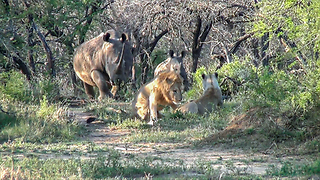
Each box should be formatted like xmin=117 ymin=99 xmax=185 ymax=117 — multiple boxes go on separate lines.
xmin=177 ymin=73 xmax=223 ymax=115
xmin=132 ymin=71 xmax=183 ymax=125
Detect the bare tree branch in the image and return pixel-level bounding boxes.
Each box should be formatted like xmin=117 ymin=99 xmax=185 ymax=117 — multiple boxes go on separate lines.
xmin=33 ymin=22 xmax=55 ymax=77
xmin=149 ymin=29 xmax=168 ymax=52
xmin=230 ymin=33 xmax=253 ymax=54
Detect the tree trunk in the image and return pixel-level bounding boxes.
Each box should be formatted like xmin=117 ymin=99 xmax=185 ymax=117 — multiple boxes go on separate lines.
xmin=214 ymin=33 xmax=253 ymax=69
xmin=191 ymin=16 xmax=212 ymax=73
xmin=251 ymin=38 xmax=260 ymax=67
xmin=260 ymin=32 xmax=269 ymax=66
xmin=27 ymin=16 xmax=35 ymax=74
xmin=79 ymin=5 xmax=98 ymax=44
xmin=23 ymin=0 xmax=36 ymax=74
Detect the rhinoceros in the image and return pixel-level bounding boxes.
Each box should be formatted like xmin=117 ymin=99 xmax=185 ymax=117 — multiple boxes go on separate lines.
xmin=154 ymin=50 xmax=189 ymax=91
xmin=73 ymin=30 xmax=134 ymax=101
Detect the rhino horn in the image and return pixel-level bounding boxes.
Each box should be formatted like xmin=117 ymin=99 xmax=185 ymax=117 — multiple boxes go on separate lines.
xmin=117 ymin=48 xmax=124 ymax=69
xmin=115 ymin=34 xmax=128 ymax=73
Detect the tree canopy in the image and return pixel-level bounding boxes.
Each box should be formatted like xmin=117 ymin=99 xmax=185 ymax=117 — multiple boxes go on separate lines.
xmin=0 ymin=0 xmax=319 ymax=99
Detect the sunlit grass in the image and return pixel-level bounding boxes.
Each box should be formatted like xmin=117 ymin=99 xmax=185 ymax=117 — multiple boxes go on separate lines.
xmin=266 ymin=159 xmax=320 ymax=177
xmin=0 ymin=149 xmax=186 ymax=179
xmin=90 ymin=101 xmax=235 ymax=145
xmin=0 ymin=96 xmax=83 ymax=144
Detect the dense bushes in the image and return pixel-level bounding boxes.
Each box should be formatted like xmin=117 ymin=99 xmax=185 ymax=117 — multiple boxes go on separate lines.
xmin=216 ymin=57 xmax=320 ymax=137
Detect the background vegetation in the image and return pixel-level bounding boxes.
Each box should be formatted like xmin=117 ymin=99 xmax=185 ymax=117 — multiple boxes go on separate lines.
xmin=1 ymin=0 xmax=320 ymax=179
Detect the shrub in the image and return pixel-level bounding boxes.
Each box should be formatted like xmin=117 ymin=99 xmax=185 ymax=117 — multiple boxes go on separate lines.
xmin=218 ymin=57 xmax=257 ymax=97
xmin=185 ymin=66 xmax=207 ymax=99
xmin=0 ymin=71 xmax=60 ymax=103
xmin=152 ymin=49 xmax=167 ymax=67
xmin=0 ymin=70 xmax=33 ymax=102
xmin=36 ymin=76 xmax=60 ymax=102
xmin=36 ymin=95 xmax=56 ymax=119
xmin=213 ymin=55 xmax=320 ymax=136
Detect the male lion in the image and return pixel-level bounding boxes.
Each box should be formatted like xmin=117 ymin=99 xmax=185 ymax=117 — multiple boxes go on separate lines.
xmin=132 ymin=71 xmax=183 ymax=125
xmin=177 ymin=73 xmax=223 ymax=115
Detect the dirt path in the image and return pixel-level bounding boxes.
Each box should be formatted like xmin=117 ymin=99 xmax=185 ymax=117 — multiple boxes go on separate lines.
xmin=70 ymin=106 xmax=285 ymax=176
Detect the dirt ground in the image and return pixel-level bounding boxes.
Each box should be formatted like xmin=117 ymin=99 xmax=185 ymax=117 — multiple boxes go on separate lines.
xmin=69 ymin=104 xmax=315 ymax=177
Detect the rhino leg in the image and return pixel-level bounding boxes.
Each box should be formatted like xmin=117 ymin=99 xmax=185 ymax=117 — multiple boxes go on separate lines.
xmin=91 ymin=70 xmax=113 ymax=101
xmin=83 ymin=82 xmax=95 ymax=100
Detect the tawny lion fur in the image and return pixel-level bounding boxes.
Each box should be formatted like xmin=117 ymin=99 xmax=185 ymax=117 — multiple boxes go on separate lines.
xmin=132 ymin=71 xmax=183 ymax=124
xmin=177 ymin=73 xmax=223 ymax=115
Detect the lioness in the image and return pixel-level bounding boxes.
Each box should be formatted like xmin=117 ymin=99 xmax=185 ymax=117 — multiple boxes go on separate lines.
xmin=132 ymin=71 xmax=183 ymax=125
xmin=177 ymin=73 xmax=223 ymax=115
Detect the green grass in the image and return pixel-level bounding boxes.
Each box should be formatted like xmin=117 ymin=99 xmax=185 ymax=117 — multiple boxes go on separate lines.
xmin=266 ymin=159 xmax=320 ymax=177
xmin=1 ymin=72 xmax=320 ymax=179
xmin=0 ymin=96 xmax=83 ymax=144
xmin=1 ymin=98 xmax=320 ymax=179
xmin=0 ymin=148 xmax=186 ymax=179
xmin=1 ymin=145 xmax=269 ymax=180
xmin=91 ymin=101 xmax=235 ymax=145
xmin=111 ymin=111 xmax=229 ymax=144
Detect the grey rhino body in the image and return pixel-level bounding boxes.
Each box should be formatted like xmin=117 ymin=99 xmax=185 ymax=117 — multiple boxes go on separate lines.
xmin=73 ymin=30 xmax=133 ymax=100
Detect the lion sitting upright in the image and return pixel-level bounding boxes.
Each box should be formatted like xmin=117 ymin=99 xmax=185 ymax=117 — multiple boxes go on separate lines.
xmin=177 ymin=73 xmax=223 ymax=115
xmin=132 ymin=71 xmax=183 ymax=125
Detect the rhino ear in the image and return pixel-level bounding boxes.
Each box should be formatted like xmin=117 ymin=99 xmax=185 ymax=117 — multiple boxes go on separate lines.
xmin=169 ymin=50 xmax=174 ymax=58
xmin=202 ymin=74 xmax=206 ymax=80
xmin=181 ymin=51 xmax=186 ymax=58
xmin=103 ymin=33 xmax=111 ymax=42
xmin=120 ymin=33 xmax=128 ymax=43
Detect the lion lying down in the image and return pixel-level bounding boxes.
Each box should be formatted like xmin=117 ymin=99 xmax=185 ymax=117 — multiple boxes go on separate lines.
xmin=132 ymin=71 xmax=183 ymax=125
xmin=176 ymin=73 xmax=223 ymax=115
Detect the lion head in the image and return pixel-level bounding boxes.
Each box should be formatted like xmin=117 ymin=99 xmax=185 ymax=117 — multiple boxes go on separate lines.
xmin=156 ymin=71 xmax=183 ymax=105
xmin=202 ymin=72 xmax=220 ymax=91
xmin=176 ymin=72 xmax=223 ymax=115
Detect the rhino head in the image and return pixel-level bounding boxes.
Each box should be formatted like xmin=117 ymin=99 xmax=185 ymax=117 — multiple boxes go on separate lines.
xmin=169 ymin=50 xmax=188 ymax=91
xmin=102 ymin=31 xmax=134 ymax=86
